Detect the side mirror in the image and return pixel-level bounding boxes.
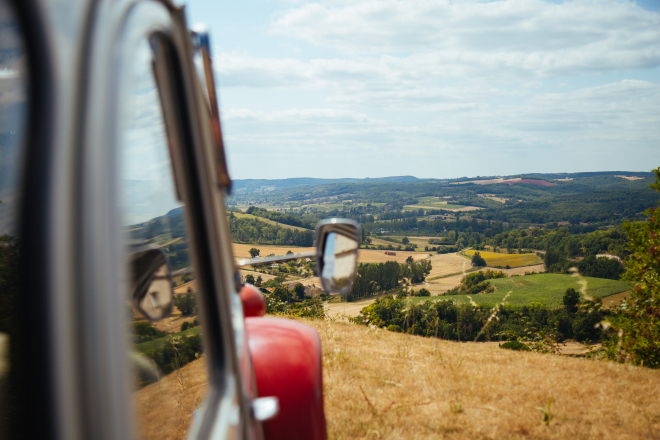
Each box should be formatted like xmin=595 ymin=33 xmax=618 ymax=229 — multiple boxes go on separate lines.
xmin=316 ymin=219 xmax=360 ymax=295
xmin=128 ymin=248 xmax=174 ymax=321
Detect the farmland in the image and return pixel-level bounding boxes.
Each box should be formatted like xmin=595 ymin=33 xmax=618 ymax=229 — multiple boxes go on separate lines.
xmin=464 ymin=249 xmax=542 ymax=267
xmin=231 ymin=243 xmax=315 ymax=260
xmin=371 ymin=235 xmax=444 ymax=250
xmin=413 ymin=273 xmax=631 ymax=306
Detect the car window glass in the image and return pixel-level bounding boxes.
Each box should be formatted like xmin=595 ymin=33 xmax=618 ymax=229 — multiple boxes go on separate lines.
xmin=0 ymin=0 xmax=29 ymax=437
xmin=119 ymin=37 xmax=208 ymax=440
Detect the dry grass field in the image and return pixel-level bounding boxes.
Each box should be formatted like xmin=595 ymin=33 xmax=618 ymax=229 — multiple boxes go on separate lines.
xmin=465 ymin=249 xmax=542 ymax=268
xmin=307 ymin=318 xmax=660 ymax=440
xmin=232 ymin=243 xmax=315 ymax=260
xmin=357 ymin=249 xmax=429 ymax=264
xmin=134 ymin=356 xmax=208 ymax=440
xmin=135 ymin=319 xmax=660 ymax=439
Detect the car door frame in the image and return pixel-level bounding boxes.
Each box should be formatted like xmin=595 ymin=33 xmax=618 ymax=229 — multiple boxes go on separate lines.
xmin=11 ymin=0 xmax=251 ymax=438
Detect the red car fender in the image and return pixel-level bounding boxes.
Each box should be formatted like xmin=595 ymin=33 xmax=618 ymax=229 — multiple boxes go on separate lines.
xmin=245 ymin=317 xmax=326 ymax=440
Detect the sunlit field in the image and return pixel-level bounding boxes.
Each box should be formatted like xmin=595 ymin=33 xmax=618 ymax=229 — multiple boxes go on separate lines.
xmin=465 ymin=249 xmax=542 ymax=267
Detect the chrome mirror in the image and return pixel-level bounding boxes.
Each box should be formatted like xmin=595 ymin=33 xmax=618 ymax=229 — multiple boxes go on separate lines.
xmin=316 ymin=219 xmax=359 ymax=295
xmin=128 ymin=248 xmax=174 ymax=321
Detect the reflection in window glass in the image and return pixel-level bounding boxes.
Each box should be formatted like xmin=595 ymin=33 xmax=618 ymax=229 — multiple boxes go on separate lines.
xmin=0 ymin=0 xmax=28 ymax=437
xmin=120 ymin=39 xmax=207 ymax=440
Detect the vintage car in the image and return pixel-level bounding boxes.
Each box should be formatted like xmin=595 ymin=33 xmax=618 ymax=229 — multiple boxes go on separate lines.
xmin=0 ymin=0 xmax=358 ymax=439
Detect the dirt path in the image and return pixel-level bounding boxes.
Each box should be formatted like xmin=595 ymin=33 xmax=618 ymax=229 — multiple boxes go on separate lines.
xmin=325 ymin=296 xmax=382 ymax=321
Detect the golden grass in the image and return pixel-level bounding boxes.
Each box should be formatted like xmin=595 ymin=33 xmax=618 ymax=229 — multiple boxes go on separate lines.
xmin=134 ymin=356 xmax=208 ymax=440
xmin=232 ymin=243 xmax=316 ymax=260
xmin=465 ymin=250 xmax=542 ymax=268
xmin=358 ymin=249 xmax=429 ymax=264
xmin=133 ymin=318 xmax=660 ymax=439
xmin=302 ymin=318 xmax=660 ymax=440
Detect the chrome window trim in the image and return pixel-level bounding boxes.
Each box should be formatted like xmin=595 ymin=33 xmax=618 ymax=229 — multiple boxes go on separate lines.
xmin=77 ymin=0 xmax=244 ymax=439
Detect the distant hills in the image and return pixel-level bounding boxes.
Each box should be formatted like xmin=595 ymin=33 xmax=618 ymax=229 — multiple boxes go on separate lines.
xmin=230 ymin=172 xmax=652 ymax=194
xmin=231 ymin=176 xmax=419 ymax=193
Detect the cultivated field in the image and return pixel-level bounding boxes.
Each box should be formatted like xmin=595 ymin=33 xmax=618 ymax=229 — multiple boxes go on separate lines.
xmin=357 ymin=249 xmax=430 ymax=264
xmin=232 ymin=243 xmax=315 ymax=260
xmin=371 ymin=236 xmax=444 ymax=250
xmin=416 ymin=273 xmax=631 ymax=307
xmin=464 ymin=249 xmax=542 ymax=267
xmin=135 ymin=319 xmax=660 ymax=439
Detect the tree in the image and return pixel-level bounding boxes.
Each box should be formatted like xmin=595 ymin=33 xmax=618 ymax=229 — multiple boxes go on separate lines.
xmin=244 ymin=274 xmax=255 ymax=284
xmin=562 ymin=287 xmax=580 ymax=313
xmin=294 ymin=283 xmax=305 ymax=300
xmin=255 ymin=276 xmax=263 ymax=287
xmin=606 ymin=167 xmax=660 ymax=368
xmin=249 ymin=247 xmax=260 ymax=258
xmin=401 ymin=237 xmax=409 ymax=245
xmin=174 ymin=292 xmax=196 ymax=315
xmin=406 ymin=256 xmax=414 ymax=264
xmin=471 ymin=252 xmax=486 ymax=267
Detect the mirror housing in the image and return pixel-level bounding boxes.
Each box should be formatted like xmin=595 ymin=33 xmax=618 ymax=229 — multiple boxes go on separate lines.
xmin=128 ymin=248 xmax=174 ymax=321
xmin=316 ymin=219 xmax=360 ymax=295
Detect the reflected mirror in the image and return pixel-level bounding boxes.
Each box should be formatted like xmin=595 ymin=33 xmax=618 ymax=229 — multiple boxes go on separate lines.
xmin=129 ymin=248 xmax=174 ymax=321
xmin=317 ymin=220 xmax=359 ymax=294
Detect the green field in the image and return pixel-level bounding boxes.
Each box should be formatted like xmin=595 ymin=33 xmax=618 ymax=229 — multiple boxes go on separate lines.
xmin=411 ymin=273 xmax=631 ymax=307
xmin=134 ymin=327 xmax=201 ymax=353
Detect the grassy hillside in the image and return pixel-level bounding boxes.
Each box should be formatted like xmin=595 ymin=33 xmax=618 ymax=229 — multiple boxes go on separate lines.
xmin=413 ymin=273 xmax=631 ymax=306
xmin=305 ymin=318 xmax=660 ymax=439
xmin=134 ymin=318 xmax=660 ymax=440
xmin=232 ymin=212 xmax=309 ymax=231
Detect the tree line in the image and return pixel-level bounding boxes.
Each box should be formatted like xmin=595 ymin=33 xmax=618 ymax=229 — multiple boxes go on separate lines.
xmin=348 ymin=260 xmax=432 ymax=301
xmin=228 ymin=214 xmax=314 ymax=247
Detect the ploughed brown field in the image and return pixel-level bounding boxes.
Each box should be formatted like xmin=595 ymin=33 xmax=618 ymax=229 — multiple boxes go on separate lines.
xmin=134 ymin=318 xmax=660 ymax=440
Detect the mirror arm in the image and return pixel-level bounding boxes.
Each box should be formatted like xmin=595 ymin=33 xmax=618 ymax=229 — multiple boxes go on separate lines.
xmin=237 ymin=250 xmax=316 ymax=268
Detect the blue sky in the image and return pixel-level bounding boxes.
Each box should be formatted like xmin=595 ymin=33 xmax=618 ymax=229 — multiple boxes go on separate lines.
xmin=184 ymin=0 xmax=660 ymax=180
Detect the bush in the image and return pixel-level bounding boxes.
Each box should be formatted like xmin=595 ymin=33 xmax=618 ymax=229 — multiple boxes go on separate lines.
xmin=563 ymin=288 xmax=580 ymax=313
xmin=500 ymin=340 xmax=530 ymax=351
xmin=244 ymin=273 xmax=255 ymax=284
xmin=181 ymin=321 xmax=190 ymax=331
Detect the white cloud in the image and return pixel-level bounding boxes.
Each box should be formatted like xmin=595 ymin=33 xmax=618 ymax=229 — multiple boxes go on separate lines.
xmin=203 ymin=0 xmax=660 ymax=179
xmin=270 ymin=0 xmax=660 ymax=77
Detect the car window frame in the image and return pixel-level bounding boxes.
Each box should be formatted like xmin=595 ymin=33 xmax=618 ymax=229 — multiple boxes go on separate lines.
xmin=77 ymin=0 xmax=244 ymax=439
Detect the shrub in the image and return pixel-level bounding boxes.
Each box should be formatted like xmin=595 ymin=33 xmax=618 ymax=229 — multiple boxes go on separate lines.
xmin=563 ymin=288 xmax=580 ymax=313
xmin=500 ymin=340 xmax=530 ymax=351
xmin=181 ymin=321 xmax=190 ymax=331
